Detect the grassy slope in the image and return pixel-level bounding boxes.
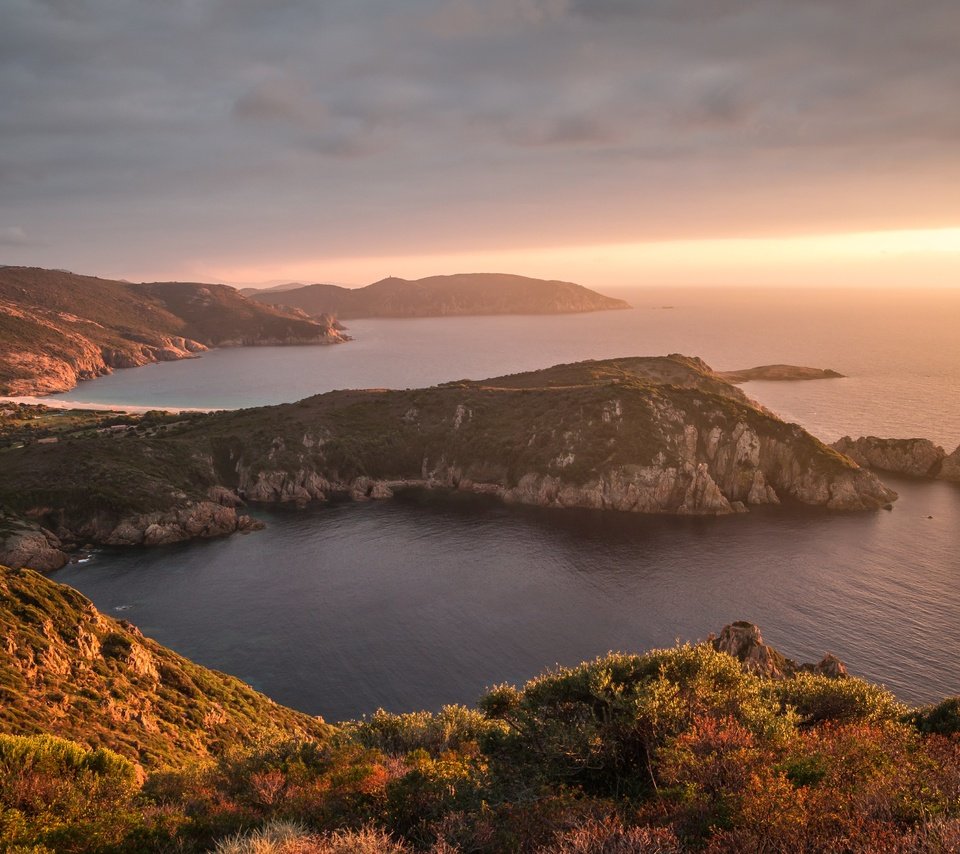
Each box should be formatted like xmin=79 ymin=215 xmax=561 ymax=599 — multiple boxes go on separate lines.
xmin=249 ymin=272 xmax=631 ymax=318
xmin=0 ymin=566 xmax=330 ymax=769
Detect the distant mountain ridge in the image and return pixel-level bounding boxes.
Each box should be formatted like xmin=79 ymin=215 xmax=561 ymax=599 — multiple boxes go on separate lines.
xmin=0 ymin=267 xmax=348 ymax=395
xmin=247 ymin=272 xmax=631 ymax=318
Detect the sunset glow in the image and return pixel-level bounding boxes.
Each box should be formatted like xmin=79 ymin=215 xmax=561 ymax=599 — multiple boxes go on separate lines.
xmin=199 ymin=227 xmax=960 ymax=290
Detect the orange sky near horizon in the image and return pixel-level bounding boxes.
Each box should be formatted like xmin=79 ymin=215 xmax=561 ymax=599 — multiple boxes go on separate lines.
xmin=190 ymin=226 xmax=960 ymax=291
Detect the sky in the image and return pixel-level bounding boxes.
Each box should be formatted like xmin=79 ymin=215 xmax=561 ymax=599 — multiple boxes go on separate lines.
xmin=1 ymin=0 xmax=959 ymax=289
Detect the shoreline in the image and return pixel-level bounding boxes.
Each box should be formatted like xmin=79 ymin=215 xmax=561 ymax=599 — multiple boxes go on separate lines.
xmin=0 ymin=395 xmax=222 ymax=414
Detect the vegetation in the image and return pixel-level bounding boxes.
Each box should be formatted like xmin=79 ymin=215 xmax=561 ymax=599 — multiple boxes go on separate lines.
xmin=1 ymin=565 xmax=959 ymax=852
xmin=0 ymin=567 xmax=330 ymax=770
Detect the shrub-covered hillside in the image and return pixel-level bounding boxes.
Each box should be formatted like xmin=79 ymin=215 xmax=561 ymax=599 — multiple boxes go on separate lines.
xmin=2 ymin=566 xmax=960 ymax=852
xmin=0 ymin=567 xmax=330 ymax=769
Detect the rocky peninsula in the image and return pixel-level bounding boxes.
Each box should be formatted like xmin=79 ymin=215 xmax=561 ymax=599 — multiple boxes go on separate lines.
xmin=0 ymin=355 xmax=897 ymax=569
xmin=0 ymin=266 xmax=348 ymax=396
xmin=246 ymin=272 xmax=631 ymax=318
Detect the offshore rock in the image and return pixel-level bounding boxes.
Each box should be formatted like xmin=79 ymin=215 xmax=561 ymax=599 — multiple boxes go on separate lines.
xmin=712 ymin=621 xmax=847 ymax=679
xmin=832 ymin=436 xmax=946 ymax=478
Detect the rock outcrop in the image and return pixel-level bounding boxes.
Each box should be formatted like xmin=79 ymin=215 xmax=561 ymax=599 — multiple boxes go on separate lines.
xmin=711 ymin=621 xmax=848 ymax=679
xmin=85 ymin=501 xmax=263 ymax=548
xmin=717 ymin=365 xmax=845 ymax=383
xmin=831 ymin=436 xmax=947 ymax=478
xmin=0 ymin=511 xmax=69 ymax=572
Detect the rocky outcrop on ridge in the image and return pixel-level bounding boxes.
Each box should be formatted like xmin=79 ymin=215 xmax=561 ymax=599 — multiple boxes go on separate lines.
xmin=717 ymin=364 xmax=845 ymax=383
xmin=711 ymin=621 xmax=848 ymax=679
xmin=831 ymin=436 xmax=950 ymax=479
xmin=0 ymin=266 xmax=348 ymax=395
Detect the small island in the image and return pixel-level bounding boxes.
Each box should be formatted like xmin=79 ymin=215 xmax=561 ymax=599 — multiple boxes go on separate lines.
xmin=716 ymin=364 xmax=845 ymax=383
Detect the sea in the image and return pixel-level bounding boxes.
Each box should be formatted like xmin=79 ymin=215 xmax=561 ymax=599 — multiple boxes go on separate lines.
xmin=48 ymin=287 xmax=960 ymax=720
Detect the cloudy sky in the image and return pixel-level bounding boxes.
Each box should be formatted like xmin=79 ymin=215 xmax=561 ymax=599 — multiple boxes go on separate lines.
xmin=2 ymin=0 xmax=959 ymax=287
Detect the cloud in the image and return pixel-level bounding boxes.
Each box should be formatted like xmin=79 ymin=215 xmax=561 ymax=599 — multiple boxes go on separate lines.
xmin=1 ymin=0 xmax=959 ymax=275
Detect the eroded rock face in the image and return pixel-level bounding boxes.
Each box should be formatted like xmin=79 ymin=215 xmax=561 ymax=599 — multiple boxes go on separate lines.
xmin=0 ymin=513 xmax=69 ymax=571
xmin=832 ymin=436 xmax=946 ymax=478
xmin=711 ymin=621 xmax=848 ymax=679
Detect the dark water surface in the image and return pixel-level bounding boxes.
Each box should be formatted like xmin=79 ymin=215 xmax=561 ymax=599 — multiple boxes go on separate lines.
xmin=53 ymin=476 xmax=960 ymax=721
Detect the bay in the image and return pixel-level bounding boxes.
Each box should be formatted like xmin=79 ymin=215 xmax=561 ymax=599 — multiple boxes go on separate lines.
xmin=48 ymin=285 xmax=960 ymax=720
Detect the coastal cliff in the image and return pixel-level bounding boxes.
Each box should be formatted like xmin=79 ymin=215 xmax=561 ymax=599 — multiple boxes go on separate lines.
xmin=0 ymin=266 xmax=348 ymax=395
xmin=0 ymin=356 xmax=897 ymax=565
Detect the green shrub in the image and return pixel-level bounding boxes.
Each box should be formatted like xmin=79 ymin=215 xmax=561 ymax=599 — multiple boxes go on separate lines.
xmin=906 ymin=696 xmax=960 ymax=736
xmin=0 ymin=733 xmax=142 ymax=853
xmin=771 ymin=673 xmax=905 ymax=727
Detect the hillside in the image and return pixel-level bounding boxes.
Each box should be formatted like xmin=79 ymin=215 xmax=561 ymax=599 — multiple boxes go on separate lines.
xmin=0 ymin=566 xmax=329 ymax=769
xmin=2 ymin=573 xmax=960 ymax=852
xmin=0 ymin=355 xmax=896 ymax=568
xmin=248 ymin=272 xmax=631 ymax=318
xmin=0 ymin=266 xmax=348 ymax=395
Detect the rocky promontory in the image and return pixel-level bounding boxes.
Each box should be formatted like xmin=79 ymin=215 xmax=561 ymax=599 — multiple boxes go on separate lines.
xmin=716 ymin=364 xmax=845 ymax=383
xmin=831 ymin=435 xmax=960 ymax=481
xmin=0 ymin=266 xmax=349 ymax=395
xmin=0 ymin=355 xmax=899 ymax=567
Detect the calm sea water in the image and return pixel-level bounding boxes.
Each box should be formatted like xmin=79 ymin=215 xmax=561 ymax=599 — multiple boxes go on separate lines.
xmin=48 ymin=287 xmax=960 ymax=720
xmin=53 ymin=479 xmax=960 ymax=720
